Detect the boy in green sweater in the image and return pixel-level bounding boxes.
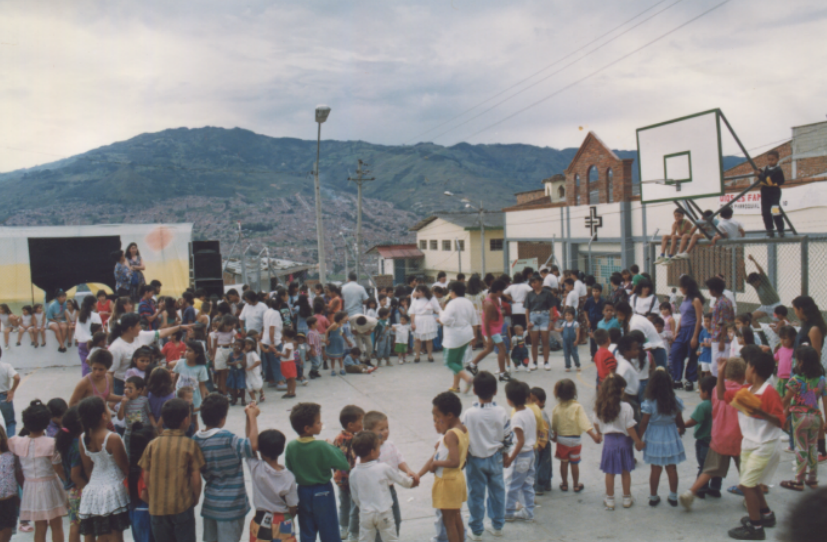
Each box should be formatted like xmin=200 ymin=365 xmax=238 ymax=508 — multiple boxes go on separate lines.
xmin=285 ymin=402 xmax=350 ymax=542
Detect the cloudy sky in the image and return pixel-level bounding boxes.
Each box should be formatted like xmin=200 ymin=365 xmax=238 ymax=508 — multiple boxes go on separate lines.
xmin=1 ymin=0 xmax=825 ymax=172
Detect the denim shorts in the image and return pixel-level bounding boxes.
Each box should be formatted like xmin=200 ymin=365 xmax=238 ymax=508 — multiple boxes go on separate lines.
xmin=529 ymin=311 xmax=550 ymax=332
xmin=491 ymin=334 xmax=504 ymax=344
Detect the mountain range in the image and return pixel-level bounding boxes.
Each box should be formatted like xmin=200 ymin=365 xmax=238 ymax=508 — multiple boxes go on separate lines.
xmin=0 ymin=126 xmax=746 ymax=220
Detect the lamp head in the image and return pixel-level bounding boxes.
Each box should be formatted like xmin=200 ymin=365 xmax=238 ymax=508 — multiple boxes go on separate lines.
xmin=443 ymin=191 xmax=454 ymax=196
xmin=315 ymin=105 xmax=331 ymax=123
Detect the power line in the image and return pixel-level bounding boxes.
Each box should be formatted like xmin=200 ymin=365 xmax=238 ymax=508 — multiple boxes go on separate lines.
xmin=403 ymin=0 xmax=676 ymax=144
xmin=460 ymin=0 xmax=734 ymax=143
xmin=426 ymin=0 xmax=686 ymax=143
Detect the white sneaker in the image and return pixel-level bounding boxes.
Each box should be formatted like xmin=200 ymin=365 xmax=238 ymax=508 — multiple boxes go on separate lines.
xmin=469 ymin=533 xmax=483 ymax=541
xmin=485 ymin=526 xmax=503 ymax=536
xmin=505 ymin=508 xmax=533 ymax=522
xmin=674 ymin=252 xmax=690 ymax=260
xmin=679 ymin=490 xmax=694 ymax=511
xmin=528 ymin=362 xmax=537 ymax=371
xmin=654 ymin=255 xmax=668 ymax=265
xmin=623 ymin=494 xmax=634 ymax=508
xmin=544 ymin=362 xmax=551 ymax=371
xmin=340 ymin=529 xmax=348 ymax=540
xmin=604 ymin=495 xmax=615 ymax=510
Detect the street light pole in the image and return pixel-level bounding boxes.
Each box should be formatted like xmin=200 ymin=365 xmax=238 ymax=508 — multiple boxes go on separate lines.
xmin=313 ymin=105 xmax=331 ymax=284
xmin=348 ymin=159 xmax=374 ymax=282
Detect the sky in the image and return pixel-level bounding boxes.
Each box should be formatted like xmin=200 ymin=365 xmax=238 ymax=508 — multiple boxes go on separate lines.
xmin=1 ymin=0 xmax=825 ymax=172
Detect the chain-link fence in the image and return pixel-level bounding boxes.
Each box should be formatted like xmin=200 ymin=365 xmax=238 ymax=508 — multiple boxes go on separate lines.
xmin=648 ymin=235 xmax=827 ymax=320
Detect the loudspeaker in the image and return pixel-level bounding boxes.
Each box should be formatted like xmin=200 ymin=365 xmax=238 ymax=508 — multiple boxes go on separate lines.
xmin=192 ymin=240 xmax=220 ymax=254
xmin=193 ymin=253 xmax=222 ymax=280
xmin=194 ymin=278 xmax=224 ymax=298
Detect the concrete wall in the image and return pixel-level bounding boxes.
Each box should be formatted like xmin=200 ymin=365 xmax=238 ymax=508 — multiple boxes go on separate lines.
xmin=415 ymin=218 xmax=504 ymax=277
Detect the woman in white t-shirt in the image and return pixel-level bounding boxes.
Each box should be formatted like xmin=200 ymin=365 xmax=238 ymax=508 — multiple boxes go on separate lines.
xmin=629 ymin=278 xmax=659 ymax=317
xmin=108 ymin=313 xmax=186 ymax=395
xmin=503 ymin=274 xmax=533 ymax=332
xmin=75 ymin=296 xmax=103 ymax=376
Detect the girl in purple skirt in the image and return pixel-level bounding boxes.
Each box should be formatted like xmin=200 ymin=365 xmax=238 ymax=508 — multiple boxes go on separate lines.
xmin=594 ymin=375 xmax=644 ymax=511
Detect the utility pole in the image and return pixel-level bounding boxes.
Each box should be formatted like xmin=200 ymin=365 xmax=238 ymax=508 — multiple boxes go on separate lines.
xmin=479 ymin=202 xmax=486 ymax=275
xmin=347 ymin=159 xmax=375 ymax=281
xmin=341 ymin=234 xmax=349 ymax=278
xmin=455 ymin=237 xmax=462 ymax=274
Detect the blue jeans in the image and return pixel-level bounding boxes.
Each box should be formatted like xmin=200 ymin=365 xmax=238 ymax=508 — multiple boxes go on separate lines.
xmin=505 ymin=450 xmax=536 ymax=518
xmin=113 ymin=378 xmax=125 ymax=397
xmin=669 ymin=325 xmax=699 ymax=383
xmin=130 ymin=501 xmax=155 ymax=542
xmin=466 ymin=454 xmax=506 ymax=535
xmin=337 ymin=486 xmax=359 ymax=540
xmin=651 ymin=347 xmax=668 ymax=369
xmin=534 ymin=445 xmax=552 ymax=492
xmin=262 ymin=348 xmax=285 ymax=384
xmin=0 ymin=393 xmax=15 ymax=437
xmin=562 ymin=336 xmax=580 ymax=369
xmin=298 ymin=482 xmax=341 ymax=542
xmin=150 ymin=506 xmax=196 ymax=542
xmin=637 ymin=379 xmax=649 ymax=406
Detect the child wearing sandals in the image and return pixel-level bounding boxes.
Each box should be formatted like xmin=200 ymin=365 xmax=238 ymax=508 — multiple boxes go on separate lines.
xmin=780 ymin=345 xmax=827 ymax=492
xmin=594 ymin=375 xmax=644 ymax=510
xmin=638 ymin=368 xmax=686 ymax=507
xmin=550 ymin=379 xmax=601 ymax=494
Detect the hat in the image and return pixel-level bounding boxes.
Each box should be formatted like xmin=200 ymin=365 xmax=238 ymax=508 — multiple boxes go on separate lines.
xmin=296 ymin=332 xmax=307 ymax=340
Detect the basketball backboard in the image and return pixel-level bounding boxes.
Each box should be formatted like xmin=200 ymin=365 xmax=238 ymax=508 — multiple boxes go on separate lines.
xmin=636 ymin=109 xmax=724 ymax=203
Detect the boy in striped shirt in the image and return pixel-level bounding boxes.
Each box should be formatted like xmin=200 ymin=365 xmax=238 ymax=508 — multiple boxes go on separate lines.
xmin=193 ymin=393 xmax=259 ymax=542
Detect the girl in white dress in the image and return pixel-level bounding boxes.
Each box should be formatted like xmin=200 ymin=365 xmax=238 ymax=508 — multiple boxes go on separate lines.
xmin=245 ymin=336 xmax=265 ymax=403
xmin=410 ymin=285 xmax=442 ymax=363
xmin=8 ymin=400 xmax=67 ymax=541
xmin=77 ymin=395 xmax=131 ymax=540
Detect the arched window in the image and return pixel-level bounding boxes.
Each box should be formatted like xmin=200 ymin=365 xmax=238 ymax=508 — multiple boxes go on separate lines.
xmin=574 ymin=174 xmax=581 ymax=205
xmin=607 ymin=168 xmax=614 ymax=203
xmin=588 ymin=165 xmax=599 ymax=204
xmin=558 ymin=185 xmax=565 ymax=200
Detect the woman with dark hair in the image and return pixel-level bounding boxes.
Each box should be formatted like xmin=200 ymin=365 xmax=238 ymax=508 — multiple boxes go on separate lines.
xmin=125 ymin=242 xmax=145 ymax=302
xmin=108 ymin=313 xmax=186 ymax=395
xmin=791 ymin=296 xmax=827 ymax=354
xmin=107 ymin=297 xmax=133 ymax=334
xmin=629 ymin=278 xmax=658 ymax=318
xmin=410 ymin=284 xmax=441 ymax=362
xmin=466 ymin=274 xmax=485 ymax=349
xmin=296 ymin=294 xmax=312 ymax=334
xmin=327 ymin=284 xmax=343 ymax=316
xmin=615 ymin=301 xmax=669 ymax=370
xmin=668 ymin=275 xmax=705 ymax=391
xmin=113 ymin=250 xmax=133 ymax=298
xmin=75 ymin=296 xmax=103 ymax=375
xmin=504 ymin=272 xmax=532 ymax=333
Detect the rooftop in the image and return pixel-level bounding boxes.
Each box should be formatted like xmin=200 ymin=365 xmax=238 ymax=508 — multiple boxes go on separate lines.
xmin=409 ymin=211 xmax=505 ymax=232
xmin=365 ymin=244 xmax=425 ymax=259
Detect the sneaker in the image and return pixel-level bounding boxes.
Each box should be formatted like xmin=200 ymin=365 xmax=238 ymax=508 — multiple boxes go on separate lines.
xmin=663 ymin=258 xmax=674 ymax=266
xmin=654 ymin=255 xmax=668 ymax=265
xmin=466 ymin=364 xmax=479 ymax=376
xmin=741 ymin=512 xmax=776 ymax=528
xmin=528 ymin=362 xmax=537 ymax=371
xmin=622 ymin=495 xmax=634 ymax=508
xmin=604 ymin=496 xmax=615 ymax=510
xmin=504 ymin=508 xmax=533 ymax=522
xmin=448 ymin=387 xmax=460 ymax=393
xmin=729 ymin=523 xmax=766 ymax=540
xmin=331 ymin=370 xmax=337 ymax=377
xmin=469 ymin=534 xmax=483 ymax=542
xmin=674 ymin=252 xmax=690 ymax=260
xmin=544 ymin=362 xmax=551 ymax=370
xmin=684 ymin=381 xmax=694 ymax=392
xmin=300 ymin=378 xmax=309 ymax=386
xmin=514 ymin=364 xmax=522 ymax=372
xmin=485 ymin=526 xmax=503 ymax=537
xmin=276 ymin=383 xmax=288 ymax=391
xmin=498 ymin=372 xmax=512 ymax=383
xmin=673 ymin=381 xmax=684 ymax=390
xmin=340 ymin=529 xmax=348 ymax=540
xmin=340 ymin=370 xmax=347 ymax=375
xmin=649 ymin=496 xmax=661 ymax=507
xmin=679 ymin=490 xmax=695 ymax=510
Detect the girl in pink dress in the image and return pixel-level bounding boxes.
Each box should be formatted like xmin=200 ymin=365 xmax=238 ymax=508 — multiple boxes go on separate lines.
xmin=9 ymin=400 xmax=68 ymax=541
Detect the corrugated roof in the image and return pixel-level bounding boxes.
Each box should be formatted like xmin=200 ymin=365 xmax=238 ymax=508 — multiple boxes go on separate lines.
xmin=409 ymin=212 xmax=504 ymax=231
xmin=224 ymin=257 xmax=316 ymax=276
xmin=365 ymin=244 xmax=424 ymax=259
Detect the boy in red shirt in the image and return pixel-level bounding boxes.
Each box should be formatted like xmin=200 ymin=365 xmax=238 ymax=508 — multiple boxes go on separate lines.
xmin=592 ymin=329 xmax=616 ymax=389
xmin=161 ymin=330 xmax=187 ymax=366
xmin=719 ymin=351 xmax=785 ymax=540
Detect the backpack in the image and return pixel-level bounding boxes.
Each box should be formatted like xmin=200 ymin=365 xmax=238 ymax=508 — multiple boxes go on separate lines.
xmin=630 ymin=294 xmax=658 ymax=317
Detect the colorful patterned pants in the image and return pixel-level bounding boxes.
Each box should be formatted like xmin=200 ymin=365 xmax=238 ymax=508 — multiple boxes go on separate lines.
xmin=792 ymin=411 xmax=821 ymax=481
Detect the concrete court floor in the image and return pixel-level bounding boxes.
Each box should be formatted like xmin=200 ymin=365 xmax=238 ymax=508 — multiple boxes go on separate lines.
xmin=9 ymin=344 xmax=807 ymax=542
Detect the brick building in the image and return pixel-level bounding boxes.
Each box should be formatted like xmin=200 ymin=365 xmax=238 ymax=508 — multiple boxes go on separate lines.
xmin=564 ymin=132 xmax=636 ymax=206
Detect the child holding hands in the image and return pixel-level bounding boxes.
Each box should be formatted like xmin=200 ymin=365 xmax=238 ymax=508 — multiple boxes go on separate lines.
xmin=550 ymin=379 xmax=601 ymax=493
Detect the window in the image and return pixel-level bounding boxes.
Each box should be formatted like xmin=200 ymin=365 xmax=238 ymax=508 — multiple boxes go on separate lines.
xmin=558 ymin=186 xmax=565 ymax=200
xmin=430 ymin=240 xmax=438 ymax=250
xmin=588 ymin=165 xmax=599 ymax=204
xmin=456 ymin=240 xmax=465 ymax=251
xmin=574 ymin=174 xmax=581 ymax=205
xmin=419 ymin=240 xmax=427 ymax=250
xmin=489 ymin=239 xmax=503 ymax=251
xmin=607 ymin=168 xmax=614 ymax=203
xmin=442 ymin=240 xmax=451 ymax=251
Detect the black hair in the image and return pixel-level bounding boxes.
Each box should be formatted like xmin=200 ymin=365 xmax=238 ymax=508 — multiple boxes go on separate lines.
xmin=792 ymin=296 xmax=827 ymax=336
xmin=432 ymin=391 xmax=462 ymax=418
xmin=699 ymin=375 xmax=717 ymax=396
xmin=415 ymin=284 xmax=433 ymax=300
xmin=630 ymin=265 xmax=640 ymax=274
xmin=448 ymin=281 xmax=466 ymax=297
xmin=740 ymin=326 xmax=755 ymax=345
xmin=130 ymin=346 xmax=154 ymax=370
xmin=593 ymin=328 xmax=610 ymax=346
xmin=258 ymin=429 xmax=286 ymax=460
xmin=563 ymin=306 xmax=576 ymax=317
xmin=466 ymin=274 xmax=484 ymax=296
xmin=645 ymin=369 xmax=679 ymax=415
xmin=377 ymin=308 xmax=390 ymax=319
xmin=109 ymin=312 xmax=142 ymax=343
xmin=720 ymin=206 xmax=734 ymax=219
xmin=740 ymin=344 xmax=763 ymax=365
xmin=608 ymin=327 xmax=622 ymax=345
xmin=128 ymin=422 xmax=156 ymax=502
xmin=472 ymin=371 xmax=497 ymax=401
xmin=297 ymin=295 xmax=312 ymax=319
xmin=778 ymin=325 xmax=797 ymax=341
xmin=47 ymin=397 xmax=68 ymax=420
xmin=651 ymin=315 xmax=664 ymax=327
xmin=505 ymin=380 xmax=529 ymax=407
xmin=530 ymin=386 xmax=547 ymax=403
xmin=747 ymin=273 xmax=761 ymax=285
xmin=200 ymin=393 xmax=229 ymax=427
xmin=674 ymin=207 xmax=685 ymax=215
xmin=77 ymin=396 xmax=107 ymax=439
xmin=591 ymin=283 xmax=603 ymax=292
xmin=290 ymin=403 xmax=321 ymax=435
xmin=748 ymin=351 xmax=775 ymax=380
xmin=617 ymin=334 xmax=639 ymax=357
xmin=774 ymin=305 xmax=788 ymax=317
xmin=140 ymin=284 xmax=154 ymax=297
xmin=554 ymin=380 xmax=576 ymax=402
xmin=779 ymin=486 xmax=827 ymax=542
xmin=126 ymin=376 xmax=146 ymax=391
xmin=147 ymin=366 xmax=174 ymax=397
xmin=78 ymin=295 xmax=96 ymax=324
xmin=161 ymin=398 xmax=191 ymax=430
xmin=705 ymin=277 xmax=726 ymax=296
xmin=456 ymin=273 xmax=466 ymax=281
xmin=795 ymin=346 xmax=824 ymax=379
xmin=55 ymin=406 xmax=82 ymax=460
xmin=339 ymin=405 xmax=366 ymax=430
xmin=352 ymin=431 xmax=381 ymax=459
xmin=186 ymin=340 xmax=207 ymax=365
xmin=88 ymin=348 xmax=114 ymax=370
